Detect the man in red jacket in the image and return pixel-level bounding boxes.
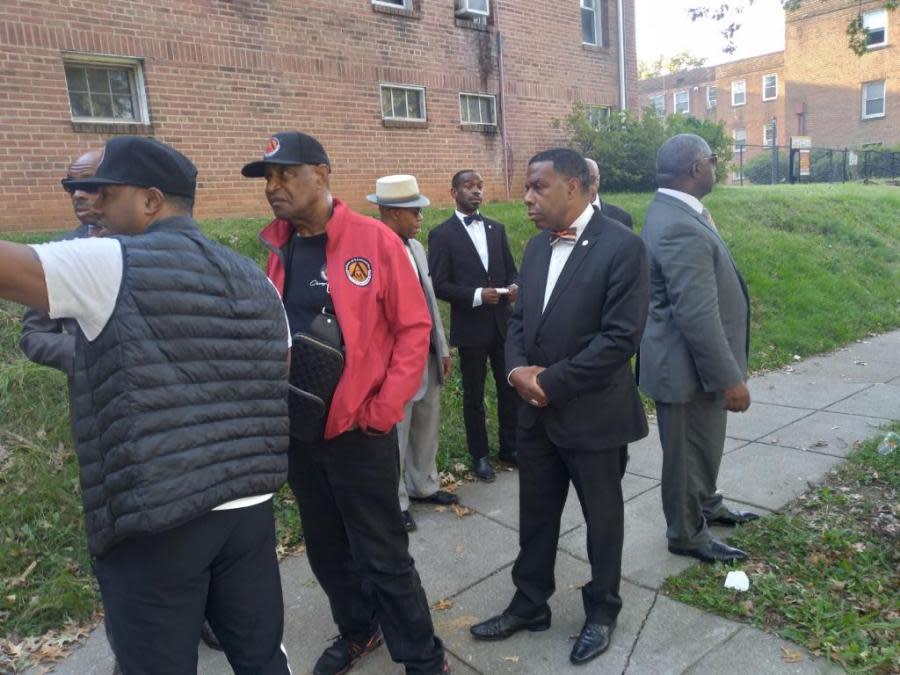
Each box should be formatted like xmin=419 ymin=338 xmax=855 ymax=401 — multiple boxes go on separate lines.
xmin=243 ymin=131 xmax=449 ymax=675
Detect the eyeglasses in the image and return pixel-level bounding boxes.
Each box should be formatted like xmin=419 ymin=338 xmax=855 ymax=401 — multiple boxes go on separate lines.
xmin=706 ymin=154 xmax=718 ymax=165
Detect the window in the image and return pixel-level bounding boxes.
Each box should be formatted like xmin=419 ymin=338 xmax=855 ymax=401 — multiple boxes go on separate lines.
xmin=862 ymin=80 xmax=885 ymax=119
xmin=373 ymin=0 xmax=412 ymax=8
xmin=863 ymin=9 xmax=887 ymax=48
xmin=380 ymin=84 xmax=426 ymax=122
xmin=732 ymin=80 xmax=746 ymax=106
xmin=706 ymin=86 xmax=717 ymax=109
xmin=586 ymin=105 xmax=611 ymax=127
xmin=763 ymin=74 xmax=778 ymax=101
xmin=459 ymin=93 xmax=496 ymax=126
xmin=733 ymin=128 xmax=747 ymax=152
xmin=650 ymin=94 xmax=665 ymax=117
xmin=63 ymin=55 xmax=148 ymax=124
xmin=673 ymin=90 xmax=689 ymax=115
xmin=581 ymin=0 xmax=601 ymax=46
xmin=763 ymin=123 xmax=775 ymax=146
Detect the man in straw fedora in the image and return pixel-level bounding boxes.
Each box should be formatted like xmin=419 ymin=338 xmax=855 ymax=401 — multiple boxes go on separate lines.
xmin=368 ymin=175 xmax=456 ymax=534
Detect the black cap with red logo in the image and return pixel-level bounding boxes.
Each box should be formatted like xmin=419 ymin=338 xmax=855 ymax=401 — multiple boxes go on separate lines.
xmin=241 ymin=131 xmax=331 ymax=178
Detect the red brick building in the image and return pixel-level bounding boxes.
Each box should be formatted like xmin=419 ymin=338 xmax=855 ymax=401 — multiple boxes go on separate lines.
xmin=639 ymin=0 xmax=897 ymax=179
xmin=0 ymin=0 xmax=637 ymax=232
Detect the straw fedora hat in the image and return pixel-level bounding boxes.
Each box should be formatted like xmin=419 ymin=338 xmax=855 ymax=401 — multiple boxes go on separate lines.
xmin=366 ymin=174 xmax=431 ymax=208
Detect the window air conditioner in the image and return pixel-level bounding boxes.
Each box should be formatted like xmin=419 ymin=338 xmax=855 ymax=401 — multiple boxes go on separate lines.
xmin=455 ymin=0 xmax=490 ymax=19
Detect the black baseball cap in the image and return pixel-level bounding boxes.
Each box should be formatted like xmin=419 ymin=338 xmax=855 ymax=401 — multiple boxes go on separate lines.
xmin=241 ymin=131 xmax=331 ymax=178
xmin=62 ymin=136 xmax=197 ymax=198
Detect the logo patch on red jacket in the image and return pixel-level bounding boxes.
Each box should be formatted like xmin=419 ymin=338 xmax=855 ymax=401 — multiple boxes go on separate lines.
xmin=345 ymin=257 xmax=373 ymax=287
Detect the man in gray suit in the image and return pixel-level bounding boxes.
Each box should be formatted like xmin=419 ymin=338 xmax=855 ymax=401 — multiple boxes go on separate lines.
xmin=639 ymin=134 xmax=758 ymax=565
xmin=370 ymin=175 xmax=458 ymax=533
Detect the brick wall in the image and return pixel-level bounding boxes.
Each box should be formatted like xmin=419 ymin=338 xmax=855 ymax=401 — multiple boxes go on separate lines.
xmin=640 ymin=66 xmax=717 ymax=120
xmin=0 ymin=0 xmax=636 ymax=232
xmin=785 ymin=0 xmax=899 ymax=148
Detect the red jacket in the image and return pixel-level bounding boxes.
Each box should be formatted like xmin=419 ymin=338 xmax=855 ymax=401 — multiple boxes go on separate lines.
xmin=260 ymin=199 xmax=432 ymax=439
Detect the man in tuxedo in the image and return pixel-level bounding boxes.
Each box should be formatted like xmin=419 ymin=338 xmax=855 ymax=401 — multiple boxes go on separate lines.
xmin=427 ymin=170 xmax=518 ymax=482
xmin=585 ymin=158 xmax=633 ymax=230
xmin=469 ymin=149 xmax=650 ymax=665
xmin=639 ymin=133 xmax=757 ymax=565
xmin=370 ymin=174 xmax=457 ymax=534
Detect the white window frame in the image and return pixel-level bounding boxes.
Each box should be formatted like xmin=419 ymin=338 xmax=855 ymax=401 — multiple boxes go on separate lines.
xmin=586 ymin=105 xmax=611 ymax=127
xmin=673 ymin=90 xmax=689 ymax=115
xmin=706 ymin=86 xmax=717 ymax=109
xmin=763 ymin=124 xmax=775 ymax=146
xmin=650 ymin=94 xmax=665 ymax=117
xmin=372 ymin=0 xmax=412 ymax=9
xmin=863 ymin=9 xmax=888 ymax=49
xmin=459 ymin=92 xmax=497 ymax=126
xmin=731 ymin=80 xmax=746 ymax=107
xmin=862 ymin=80 xmax=886 ymax=120
xmin=580 ymin=0 xmax=601 ymax=46
xmin=762 ymin=74 xmax=778 ymax=101
xmin=62 ymin=53 xmax=150 ymax=125
xmin=380 ymin=83 xmax=427 ymax=122
xmin=732 ymin=128 xmax=747 ymax=152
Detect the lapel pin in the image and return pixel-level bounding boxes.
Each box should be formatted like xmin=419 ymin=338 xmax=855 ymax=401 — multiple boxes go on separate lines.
xmin=581 ymin=240 xmax=588 ymax=246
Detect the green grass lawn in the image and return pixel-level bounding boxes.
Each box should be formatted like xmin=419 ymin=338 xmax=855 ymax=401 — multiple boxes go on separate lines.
xmin=663 ymin=424 xmax=900 ymax=673
xmin=0 ymin=183 xmax=898 ymax=660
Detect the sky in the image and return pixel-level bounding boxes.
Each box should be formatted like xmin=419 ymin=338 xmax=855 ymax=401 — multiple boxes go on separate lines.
xmin=635 ymin=0 xmax=786 ymax=67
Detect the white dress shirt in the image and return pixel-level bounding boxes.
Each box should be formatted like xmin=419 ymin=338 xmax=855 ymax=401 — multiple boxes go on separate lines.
xmin=542 ymin=202 xmax=595 ymax=312
xmin=457 ymin=210 xmax=489 ymax=308
xmin=657 ymin=188 xmax=703 ymax=215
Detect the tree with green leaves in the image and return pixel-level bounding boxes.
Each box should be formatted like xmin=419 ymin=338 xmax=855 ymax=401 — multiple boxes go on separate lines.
xmin=557 ymin=103 xmax=733 ymax=191
xmin=639 ymin=52 xmax=708 ymax=80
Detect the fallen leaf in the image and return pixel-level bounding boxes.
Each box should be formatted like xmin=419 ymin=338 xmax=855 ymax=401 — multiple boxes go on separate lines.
xmin=830 ymin=579 xmax=846 ymax=592
xmin=451 ymin=504 xmax=474 ymax=518
xmin=503 ymin=656 xmax=520 ymax=663
xmin=851 ymin=542 xmax=867 ymax=553
xmin=431 ymin=598 xmax=454 ymax=611
xmin=454 ymin=544 xmax=464 ymax=555
xmin=434 ymin=505 xmax=447 ymax=513
xmin=781 ymin=647 xmax=805 ymax=663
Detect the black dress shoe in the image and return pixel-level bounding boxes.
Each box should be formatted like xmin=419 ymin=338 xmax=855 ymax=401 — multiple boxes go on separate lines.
xmin=402 ymin=510 xmax=417 ymax=532
xmin=473 ymin=457 xmax=496 ymax=482
xmin=411 ymin=489 xmax=459 ymax=506
xmin=668 ymin=538 xmax=748 ymax=563
xmin=570 ymin=620 xmax=615 ymax=665
xmin=470 ymin=607 xmax=551 ymax=640
xmin=706 ymin=508 xmax=760 ymax=527
xmin=200 ymin=619 xmax=223 ymax=651
xmin=498 ymin=450 xmax=518 ymax=466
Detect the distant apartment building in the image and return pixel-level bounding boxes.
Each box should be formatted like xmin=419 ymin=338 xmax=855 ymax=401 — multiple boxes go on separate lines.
xmin=639 ymin=0 xmax=897 ymax=179
xmin=0 ymin=0 xmax=637 ymax=232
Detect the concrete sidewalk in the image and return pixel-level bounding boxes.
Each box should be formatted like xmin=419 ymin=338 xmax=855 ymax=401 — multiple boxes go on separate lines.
xmin=39 ymin=332 xmax=900 ymax=675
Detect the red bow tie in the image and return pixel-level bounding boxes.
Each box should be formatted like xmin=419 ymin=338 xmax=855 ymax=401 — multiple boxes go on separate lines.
xmin=549 ymin=227 xmax=577 ymax=244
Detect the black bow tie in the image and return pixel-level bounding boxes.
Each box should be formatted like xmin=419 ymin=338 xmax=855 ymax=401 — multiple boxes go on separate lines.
xmin=463 ymin=214 xmax=482 ymax=226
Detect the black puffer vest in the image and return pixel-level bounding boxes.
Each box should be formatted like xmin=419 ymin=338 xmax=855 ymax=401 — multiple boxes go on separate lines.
xmin=69 ymin=216 xmax=289 ymax=557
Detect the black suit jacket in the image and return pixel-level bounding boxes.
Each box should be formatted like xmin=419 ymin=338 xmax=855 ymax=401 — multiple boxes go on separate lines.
xmin=506 ymin=209 xmax=650 ymax=451
xmin=597 ymin=199 xmax=633 ymax=230
xmin=427 ymin=214 xmax=517 ymax=348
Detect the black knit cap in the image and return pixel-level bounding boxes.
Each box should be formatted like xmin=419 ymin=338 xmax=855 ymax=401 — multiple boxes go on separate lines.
xmin=62 ymin=136 xmax=197 ymax=198
xmin=241 ymin=131 xmax=331 ymax=178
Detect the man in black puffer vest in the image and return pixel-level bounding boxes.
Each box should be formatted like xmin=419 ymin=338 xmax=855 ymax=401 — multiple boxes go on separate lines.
xmin=0 ymin=137 xmax=292 ymax=675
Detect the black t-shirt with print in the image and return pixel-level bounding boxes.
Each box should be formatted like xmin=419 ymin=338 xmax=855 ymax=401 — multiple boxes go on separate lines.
xmin=283 ymin=232 xmax=334 ymax=335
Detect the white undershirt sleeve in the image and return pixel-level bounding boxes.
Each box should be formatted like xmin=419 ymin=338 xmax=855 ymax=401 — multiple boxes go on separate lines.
xmin=29 ymin=238 xmax=124 ymax=342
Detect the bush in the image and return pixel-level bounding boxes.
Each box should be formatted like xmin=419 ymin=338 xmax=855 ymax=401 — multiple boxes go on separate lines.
xmin=741 ymin=150 xmax=789 ymax=184
xmin=559 ymin=103 xmax=733 ymax=191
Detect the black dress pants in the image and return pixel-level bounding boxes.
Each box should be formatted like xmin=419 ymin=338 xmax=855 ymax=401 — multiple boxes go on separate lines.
xmin=288 ymin=428 xmax=445 ymax=675
xmin=507 ymin=418 xmax=627 ymax=626
xmin=458 ymin=331 xmax=518 ymax=461
xmin=94 ymin=500 xmax=289 ymax=675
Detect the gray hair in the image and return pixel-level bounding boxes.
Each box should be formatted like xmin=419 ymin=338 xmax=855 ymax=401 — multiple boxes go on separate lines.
xmin=656 ymin=134 xmax=711 ymax=187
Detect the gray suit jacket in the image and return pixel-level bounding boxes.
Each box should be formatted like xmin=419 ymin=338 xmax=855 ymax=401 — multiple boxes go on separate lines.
xmin=638 ymin=192 xmax=750 ymax=403
xmin=408 ymin=238 xmax=450 ymax=400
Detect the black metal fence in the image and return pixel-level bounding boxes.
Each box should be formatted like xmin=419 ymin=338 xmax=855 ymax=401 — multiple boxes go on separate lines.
xmin=731 ymin=144 xmax=900 ymax=185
